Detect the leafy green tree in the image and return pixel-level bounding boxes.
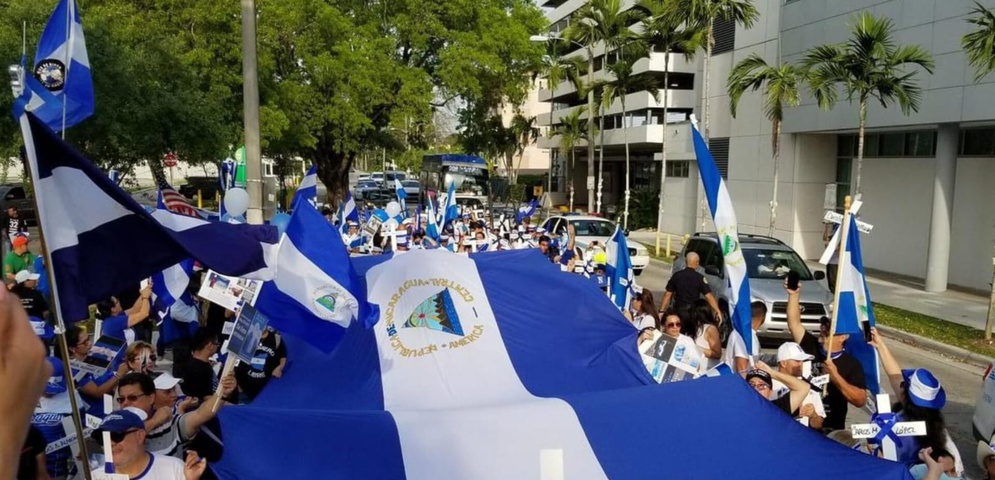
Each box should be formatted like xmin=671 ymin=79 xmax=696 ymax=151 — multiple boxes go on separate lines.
xmin=551 ymin=107 xmax=591 ymax=211
xmin=805 ymin=12 xmax=934 ymax=194
xmin=728 ymin=54 xmax=806 ymax=236
xmin=963 ymin=1 xmax=995 ymax=82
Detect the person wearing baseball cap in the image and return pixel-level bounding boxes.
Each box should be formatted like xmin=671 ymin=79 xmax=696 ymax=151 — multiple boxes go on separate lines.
xmin=746 ymin=361 xmax=811 ymax=416
xmin=11 ymin=270 xmax=47 ymax=319
xmin=869 ymin=327 xmax=963 ymax=474
xmin=3 ymin=235 xmax=34 ymax=286
xmin=93 ymin=407 xmax=205 ymax=478
xmin=773 ymin=342 xmax=825 ymax=430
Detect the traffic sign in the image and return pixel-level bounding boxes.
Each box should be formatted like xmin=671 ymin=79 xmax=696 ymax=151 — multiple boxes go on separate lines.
xmin=163 ymin=152 xmax=178 ymax=168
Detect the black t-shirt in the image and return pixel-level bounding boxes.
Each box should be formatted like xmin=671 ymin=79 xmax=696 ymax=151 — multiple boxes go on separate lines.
xmin=18 ymin=425 xmax=45 ymax=480
xmin=177 ymin=357 xmax=217 ymax=401
xmin=235 ymin=333 xmax=287 ymax=400
xmin=665 ymin=268 xmax=713 ymax=310
xmin=11 ymin=284 xmax=48 ymax=318
xmin=771 ymin=393 xmax=798 ymax=416
xmin=799 ymin=332 xmax=866 ymax=430
xmin=3 ymin=214 xmax=25 ymax=239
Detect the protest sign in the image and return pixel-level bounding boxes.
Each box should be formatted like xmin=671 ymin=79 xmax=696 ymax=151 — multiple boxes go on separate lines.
xmin=70 ymin=336 xmax=125 ymax=377
xmin=228 ymin=304 xmax=270 ymax=364
xmin=198 ymin=270 xmax=262 ymax=311
xmin=640 ymin=332 xmax=702 ymax=383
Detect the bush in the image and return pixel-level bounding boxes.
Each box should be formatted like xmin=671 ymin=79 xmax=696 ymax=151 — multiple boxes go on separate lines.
xmin=616 ymin=189 xmax=659 ymax=230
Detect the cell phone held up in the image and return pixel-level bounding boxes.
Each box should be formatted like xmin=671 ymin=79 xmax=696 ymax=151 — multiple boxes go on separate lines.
xmin=786 ymin=270 xmax=800 ymax=291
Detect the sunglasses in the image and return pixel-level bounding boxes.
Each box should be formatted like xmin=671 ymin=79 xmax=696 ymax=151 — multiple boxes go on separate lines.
xmin=665 ymin=322 xmax=681 ymax=328
xmin=109 ymin=429 xmax=139 ymax=443
xmin=749 ymin=381 xmax=771 ymax=391
xmin=116 ymin=393 xmax=147 ymax=404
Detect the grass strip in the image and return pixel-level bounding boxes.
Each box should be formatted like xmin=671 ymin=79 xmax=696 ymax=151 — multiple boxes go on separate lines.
xmin=874 ymin=303 xmax=995 ymax=358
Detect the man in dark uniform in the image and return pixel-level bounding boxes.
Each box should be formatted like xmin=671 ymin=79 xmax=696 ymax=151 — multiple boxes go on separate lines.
xmin=660 ymin=252 xmax=723 ymax=320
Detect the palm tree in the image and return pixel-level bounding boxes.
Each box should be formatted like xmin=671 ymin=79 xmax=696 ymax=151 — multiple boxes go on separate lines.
xmin=805 ymin=12 xmax=935 ymax=195
xmin=963 ymin=1 xmax=995 ymax=82
xmin=668 ymin=0 xmax=758 ymax=142
xmin=596 ymin=42 xmax=660 ymax=229
xmin=565 ymin=0 xmax=644 ymax=212
xmin=638 ymin=0 xmax=706 ymax=244
xmin=551 ymin=107 xmax=592 ymax=211
xmin=728 ymin=54 xmax=806 ymax=236
xmin=508 ymin=114 xmax=540 ymax=185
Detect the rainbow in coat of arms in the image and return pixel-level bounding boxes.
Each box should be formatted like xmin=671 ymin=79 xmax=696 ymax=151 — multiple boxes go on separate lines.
xmin=403 ymin=288 xmax=464 ymax=336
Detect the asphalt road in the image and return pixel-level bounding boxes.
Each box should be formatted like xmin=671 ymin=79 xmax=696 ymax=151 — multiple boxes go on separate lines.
xmin=637 ymin=258 xmax=986 ymax=479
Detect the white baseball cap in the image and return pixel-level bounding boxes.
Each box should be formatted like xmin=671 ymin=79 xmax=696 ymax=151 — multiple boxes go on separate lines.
xmin=153 ymin=372 xmax=183 ymax=390
xmin=14 ymin=270 xmax=40 ymax=284
xmin=777 ymin=342 xmax=815 ymax=363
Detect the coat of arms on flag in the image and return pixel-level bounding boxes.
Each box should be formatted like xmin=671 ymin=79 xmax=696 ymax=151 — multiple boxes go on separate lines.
xmin=404 ymin=289 xmax=464 ymax=336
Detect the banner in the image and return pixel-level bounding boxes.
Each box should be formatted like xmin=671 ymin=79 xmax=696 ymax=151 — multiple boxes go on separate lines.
xmin=198 ymin=270 xmax=263 ymax=311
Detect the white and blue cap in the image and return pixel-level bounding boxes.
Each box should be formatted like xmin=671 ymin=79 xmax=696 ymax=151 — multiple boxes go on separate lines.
xmin=93 ymin=408 xmax=146 ymax=437
xmin=902 ymin=368 xmax=946 ymax=410
xmin=396 ymin=235 xmax=410 ymax=247
xmin=45 ymin=357 xmax=67 ymax=395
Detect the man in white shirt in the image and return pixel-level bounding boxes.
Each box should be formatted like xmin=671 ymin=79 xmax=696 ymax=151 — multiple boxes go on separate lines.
xmin=772 ymin=342 xmax=826 ymax=430
xmin=723 ymin=301 xmax=766 ymax=375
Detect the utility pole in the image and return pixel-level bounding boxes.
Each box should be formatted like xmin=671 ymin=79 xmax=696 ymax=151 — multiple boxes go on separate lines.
xmin=241 ymin=0 xmax=263 ymax=225
xmin=585 ymin=46 xmax=595 ymax=214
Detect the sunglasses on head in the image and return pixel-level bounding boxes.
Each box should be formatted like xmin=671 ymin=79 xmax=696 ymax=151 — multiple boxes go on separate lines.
xmin=109 ymin=429 xmax=139 ymax=443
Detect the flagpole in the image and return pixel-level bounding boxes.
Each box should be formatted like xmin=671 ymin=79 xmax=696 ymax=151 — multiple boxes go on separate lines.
xmin=826 ymin=195 xmax=852 ymax=357
xmin=60 ymin=0 xmax=73 ymax=138
xmin=19 ymin=115 xmax=93 ymax=480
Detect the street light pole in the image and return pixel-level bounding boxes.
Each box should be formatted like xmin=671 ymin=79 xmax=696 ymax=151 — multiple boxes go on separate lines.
xmin=585 ymin=46 xmax=595 ymax=215
xmin=241 ymin=0 xmax=263 ymax=225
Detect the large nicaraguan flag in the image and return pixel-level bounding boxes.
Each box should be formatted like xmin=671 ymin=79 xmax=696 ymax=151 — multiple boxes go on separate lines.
xmin=214 ymin=249 xmax=912 ymax=480
xmin=254 ymin=200 xmax=375 ymax=353
xmin=32 ymin=0 xmax=94 ymax=131
xmin=605 ymin=226 xmax=634 ymax=311
xmin=293 ymin=164 xmax=317 ymax=207
xmin=834 ymin=215 xmax=881 ymax=394
xmin=18 ymin=112 xmax=279 ymax=322
xmin=691 ymin=117 xmax=753 ymax=353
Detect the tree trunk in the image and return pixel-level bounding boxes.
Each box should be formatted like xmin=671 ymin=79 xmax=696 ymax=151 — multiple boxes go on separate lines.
xmin=769 ymin=119 xmax=781 ymax=237
xmin=597 ymin=105 xmax=605 ymax=214
xmin=313 ymin=139 xmax=355 ymax=207
xmin=656 ymin=55 xmax=670 ymax=244
xmin=855 ymin=100 xmax=867 ymax=196
xmin=623 ymin=99 xmax=630 ymax=230
xmin=569 ymin=147 xmax=575 ymax=211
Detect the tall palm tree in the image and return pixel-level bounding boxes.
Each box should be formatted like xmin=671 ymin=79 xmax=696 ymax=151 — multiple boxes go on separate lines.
xmin=963 ymin=1 xmax=995 ymax=82
xmin=805 ymin=12 xmax=935 ymax=195
xmin=728 ymin=54 xmax=806 ymax=236
xmin=597 ymin=42 xmax=660 ymax=229
xmin=508 ymin=114 xmax=540 ymax=185
xmin=551 ymin=107 xmax=592 ymax=211
xmin=565 ymin=0 xmax=643 ymax=212
xmin=638 ymin=0 xmax=707 ymax=243
xmin=668 ymin=0 xmax=758 ymax=142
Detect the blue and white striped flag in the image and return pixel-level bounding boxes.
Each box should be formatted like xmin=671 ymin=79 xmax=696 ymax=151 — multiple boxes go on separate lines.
xmin=605 ymin=227 xmax=634 ymax=311
xmin=699 ymin=364 xmax=734 ymax=378
xmin=441 ymin=181 xmax=458 ymax=229
xmin=394 ymin=178 xmax=407 ymax=212
xmin=152 ymin=259 xmax=199 ymax=345
xmin=834 ymin=215 xmax=880 ymax=394
xmin=338 ymin=190 xmax=358 ymax=234
xmin=254 ymin=200 xmax=376 ymax=352
xmin=31 ymin=0 xmax=94 ymax=131
xmin=425 ymin=195 xmax=440 ymax=241
xmin=293 ymin=164 xmax=317 ymax=207
xmin=19 ymin=112 xmax=279 ymax=322
xmin=691 ymin=116 xmax=753 ymax=353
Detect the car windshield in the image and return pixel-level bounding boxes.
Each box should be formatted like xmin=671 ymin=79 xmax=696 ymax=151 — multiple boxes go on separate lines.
xmin=402 ymin=180 xmax=419 ymax=187
xmin=743 ymin=248 xmax=813 ymax=280
xmin=568 ymin=219 xmax=616 ymax=237
xmin=358 ymin=181 xmax=377 ymax=188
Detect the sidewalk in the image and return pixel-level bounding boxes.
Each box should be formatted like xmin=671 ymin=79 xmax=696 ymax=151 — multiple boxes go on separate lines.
xmin=628 ymin=230 xmax=991 ymax=332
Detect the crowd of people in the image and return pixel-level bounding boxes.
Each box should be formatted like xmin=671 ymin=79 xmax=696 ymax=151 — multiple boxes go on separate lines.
xmin=3 ymin=200 xmax=995 ymax=480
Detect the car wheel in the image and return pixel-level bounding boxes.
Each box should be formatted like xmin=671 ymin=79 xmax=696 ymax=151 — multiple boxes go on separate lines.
xmin=634 ymin=269 xmax=643 ymax=276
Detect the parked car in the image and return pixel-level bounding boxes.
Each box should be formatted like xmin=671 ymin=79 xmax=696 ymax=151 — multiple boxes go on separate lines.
xmin=401 ymin=179 xmax=420 ymax=198
xmin=0 ymin=184 xmax=36 ymax=225
xmin=540 ymin=215 xmax=650 ymax=275
xmin=178 ymin=176 xmax=220 ymax=202
xmin=355 ymin=179 xmax=381 ymax=201
xmin=671 ymin=233 xmax=833 ymax=341
xmin=974 ymin=362 xmax=995 ymax=444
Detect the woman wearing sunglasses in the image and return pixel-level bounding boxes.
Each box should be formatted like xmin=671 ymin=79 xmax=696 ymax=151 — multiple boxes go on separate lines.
xmin=125 ymin=341 xmax=157 ymax=376
xmin=869 ymin=327 xmax=963 ymax=476
xmin=624 ymin=288 xmax=659 ymax=331
xmin=56 ymin=324 xmax=130 ymax=418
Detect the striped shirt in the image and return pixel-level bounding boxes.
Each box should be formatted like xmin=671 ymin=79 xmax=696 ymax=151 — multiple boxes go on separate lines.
xmin=146 ymin=408 xmax=189 ymax=458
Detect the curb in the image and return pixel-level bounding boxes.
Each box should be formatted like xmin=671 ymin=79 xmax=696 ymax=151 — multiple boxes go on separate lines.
xmin=876 ymin=324 xmax=994 ymax=369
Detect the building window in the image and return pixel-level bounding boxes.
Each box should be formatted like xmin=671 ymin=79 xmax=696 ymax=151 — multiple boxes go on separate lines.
xmin=834 ymin=158 xmax=851 ymax=213
xmin=837 ymin=131 xmax=937 ymax=158
xmin=666 ymin=160 xmax=690 ymax=178
xmin=961 ymin=128 xmax=995 ymax=156
xmin=634 ymin=162 xmax=655 ymax=190
xmin=712 ymin=17 xmax=736 ymax=55
xmin=709 ymin=137 xmax=730 ymax=178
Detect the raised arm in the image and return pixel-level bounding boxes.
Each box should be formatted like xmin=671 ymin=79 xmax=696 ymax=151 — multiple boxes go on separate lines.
xmin=760 ymin=361 xmax=811 ymax=414
xmin=869 ymin=327 xmax=904 ymax=398
xmin=785 ymin=281 xmax=805 ymax=343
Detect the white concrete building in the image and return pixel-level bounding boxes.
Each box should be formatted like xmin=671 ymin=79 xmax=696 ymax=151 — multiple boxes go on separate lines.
xmin=695 ymin=0 xmax=995 ymax=293
xmin=498 ymin=78 xmax=553 ymax=177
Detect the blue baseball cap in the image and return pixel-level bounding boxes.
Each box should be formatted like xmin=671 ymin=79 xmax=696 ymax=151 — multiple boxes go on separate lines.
xmin=45 ymin=357 xmax=67 ymax=395
xmin=902 ymin=368 xmax=946 ymax=410
xmin=95 ymin=409 xmax=146 ymax=434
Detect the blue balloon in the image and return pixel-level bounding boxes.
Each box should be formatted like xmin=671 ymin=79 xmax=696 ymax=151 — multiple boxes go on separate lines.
xmin=270 ymin=213 xmax=292 ymax=236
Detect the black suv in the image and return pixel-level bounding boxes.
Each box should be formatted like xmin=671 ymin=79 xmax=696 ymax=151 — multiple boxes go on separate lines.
xmin=0 ymin=184 xmax=36 ymax=225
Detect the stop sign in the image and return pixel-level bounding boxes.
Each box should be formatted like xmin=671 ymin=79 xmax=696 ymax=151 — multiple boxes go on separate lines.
xmin=164 ymin=152 xmax=177 ymax=168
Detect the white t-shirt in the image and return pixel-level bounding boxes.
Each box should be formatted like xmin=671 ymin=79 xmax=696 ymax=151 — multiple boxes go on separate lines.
xmin=133 ymin=453 xmax=185 ymax=479
xmin=772 ymin=378 xmax=827 ymax=419
xmin=722 ymin=329 xmax=759 ymax=372
xmin=631 ymin=313 xmax=656 ymax=331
